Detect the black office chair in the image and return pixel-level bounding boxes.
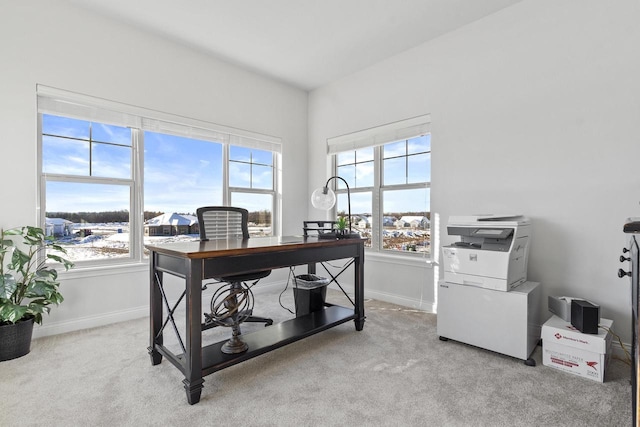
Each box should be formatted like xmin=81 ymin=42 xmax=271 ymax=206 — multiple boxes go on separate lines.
xmin=196 ymin=206 xmax=273 ymax=354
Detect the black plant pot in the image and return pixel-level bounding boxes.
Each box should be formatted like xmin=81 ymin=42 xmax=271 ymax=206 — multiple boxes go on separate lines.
xmin=0 ymin=315 xmax=35 ymax=361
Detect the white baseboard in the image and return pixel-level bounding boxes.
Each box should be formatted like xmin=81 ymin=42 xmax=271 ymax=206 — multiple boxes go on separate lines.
xmin=32 ymin=305 xmax=149 ymax=339
xmin=32 ymin=280 xmax=291 ymax=339
xmin=364 ymin=288 xmax=436 ymax=313
xmin=34 ymin=282 xmax=433 ymax=340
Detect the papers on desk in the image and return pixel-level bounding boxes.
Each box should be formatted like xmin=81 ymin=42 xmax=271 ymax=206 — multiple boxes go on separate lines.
xmin=278 ymin=236 xmax=305 ymax=244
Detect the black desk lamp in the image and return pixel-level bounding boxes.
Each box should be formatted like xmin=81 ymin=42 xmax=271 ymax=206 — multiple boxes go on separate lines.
xmin=310 ymin=176 xmax=360 ymax=239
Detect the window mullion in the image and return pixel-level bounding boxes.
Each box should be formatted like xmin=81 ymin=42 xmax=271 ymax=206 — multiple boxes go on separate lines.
xmin=229 ymin=187 xmax=274 ymax=195
xmin=89 ymin=123 xmax=93 ymax=177
xmin=372 ymin=146 xmax=382 ymax=251
xmin=248 ymin=151 xmax=253 ymax=189
xmin=223 ymin=145 xmax=230 ymax=205
xmin=131 ymin=129 xmax=143 ymax=261
xmin=43 ymin=174 xmax=133 ymax=186
xmin=405 ymin=141 xmax=409 ymax=184
xmin=37 ymin=114 xmax=45 ymax=228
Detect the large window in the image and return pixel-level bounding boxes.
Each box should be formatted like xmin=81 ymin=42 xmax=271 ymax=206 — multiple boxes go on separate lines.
xmin=38 ymin=87 xmax=280 ymax=266
xmin=329 ymin=115 xmax=431 ymax=257
xmin=41 ymin=115 xmax=134 ymax=262
xmin=143 ymin=130 xmax=223 ymax=247
xmin=229 ymin=146 xmax=275 ymax=236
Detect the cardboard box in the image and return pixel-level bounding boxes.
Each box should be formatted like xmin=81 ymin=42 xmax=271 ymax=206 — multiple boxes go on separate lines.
xmin=541 ymin=315 xmax=613 ymax=382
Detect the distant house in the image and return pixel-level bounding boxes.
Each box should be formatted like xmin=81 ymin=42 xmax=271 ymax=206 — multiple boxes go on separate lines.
xmin=383 ymin=216 xmax=397 ymax=227
xmin=45 ymin=217 xmax=73 ymax=237
xmin=357 ymin=216 xmax=372 ymax=229
xmin=358 ymin=216 xmax=397 ymax=228
xmin=395 ymin=216 xmax=430 ymax=229
xmin=144 ymin=213 xmax=199 ymax=236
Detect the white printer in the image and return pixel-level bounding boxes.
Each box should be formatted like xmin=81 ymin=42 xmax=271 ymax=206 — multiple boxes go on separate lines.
xmin=442 ymin=214 xmax=531 ymax=291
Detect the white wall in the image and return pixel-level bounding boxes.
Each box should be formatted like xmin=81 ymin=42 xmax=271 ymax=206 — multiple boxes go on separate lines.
xmin=309 ymin=0 xmax=640 ymax=342
xmin=0 ymin=1 xmax=308 ymax=337
xmin=4 ymin=0 xmax=640 ymax=344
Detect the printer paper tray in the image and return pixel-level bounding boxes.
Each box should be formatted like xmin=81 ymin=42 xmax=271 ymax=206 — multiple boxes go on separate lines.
xmin=443 ymin=271 xmax=524 ymax=292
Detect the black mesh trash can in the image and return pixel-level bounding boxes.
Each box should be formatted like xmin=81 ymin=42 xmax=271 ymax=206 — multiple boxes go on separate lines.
xmin=293 ymin=274 xmax=330 ymax=317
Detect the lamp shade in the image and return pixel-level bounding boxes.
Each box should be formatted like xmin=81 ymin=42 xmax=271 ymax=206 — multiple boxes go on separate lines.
xmin=311 ymin=186 xmax=336 ymax=210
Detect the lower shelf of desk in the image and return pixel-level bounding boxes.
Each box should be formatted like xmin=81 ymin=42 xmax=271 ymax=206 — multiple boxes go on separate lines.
xmin=158 ymin=305 xmax=356 ymax=377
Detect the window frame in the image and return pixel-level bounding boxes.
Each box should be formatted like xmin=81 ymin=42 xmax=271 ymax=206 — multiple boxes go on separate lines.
xmin=38 ymin=116 xmax=141 ymax=266
xmin=333 ymin=142 xmax=431 ymax=258
xmin=225 ymin=144 xmax=278 ymax=236
xmin=37 ymin=87 xmax=282 ymax=268
xmin=328 ymin=115 xmax=431 ymax=259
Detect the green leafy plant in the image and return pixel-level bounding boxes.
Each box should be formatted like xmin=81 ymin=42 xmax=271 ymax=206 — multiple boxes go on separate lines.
xmin=0 ymin=226 xmax=74 ymax=325
xmin=335 ymin=216 xmax=349 ymax=231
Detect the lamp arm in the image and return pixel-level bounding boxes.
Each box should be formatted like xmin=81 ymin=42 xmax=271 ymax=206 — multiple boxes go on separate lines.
xmin=325 ymin=176 xmax=352 ymax=233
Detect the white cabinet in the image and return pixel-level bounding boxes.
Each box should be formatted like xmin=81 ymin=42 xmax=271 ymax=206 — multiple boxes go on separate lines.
xmin=437 ymin=281 xmax=542 ymax=363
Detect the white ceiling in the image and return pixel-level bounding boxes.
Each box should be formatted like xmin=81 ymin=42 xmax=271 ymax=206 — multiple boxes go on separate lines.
xmin=69 ymin=0 xmax=523 ymax=91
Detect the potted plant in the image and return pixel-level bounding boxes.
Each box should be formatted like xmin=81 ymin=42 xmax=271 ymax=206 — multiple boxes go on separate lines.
xmin=0 ymin=226 xmax=74 ymax=361
xmin=335 ymin=216 xmax=349 ymax=237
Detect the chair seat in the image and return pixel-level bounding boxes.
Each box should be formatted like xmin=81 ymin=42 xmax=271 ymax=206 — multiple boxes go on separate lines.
xmin=218 ymin=269 xmax=271 ymax=283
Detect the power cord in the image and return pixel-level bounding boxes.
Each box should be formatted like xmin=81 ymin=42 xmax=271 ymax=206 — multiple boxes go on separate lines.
xmin=277 ymin=267 xmax=296 ymax=315
xmin=599 ymin=325 xmax=631 ymax=366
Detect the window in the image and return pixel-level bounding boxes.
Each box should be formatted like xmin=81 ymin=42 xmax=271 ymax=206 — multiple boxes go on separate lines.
xmin=229 ymin=146 xmax=275 ymax=236
xmin=335 ymin=148 xmax=374 ymax=247
xmin=381 ymin=136 xmax=430 ymax=253
xmin=38 ymin=86 xmax=281 ymax=266
xmin=328 ymin=115 xmax=431 ymax=257
xmin=41 ymin=115 xmax=134 ymax=262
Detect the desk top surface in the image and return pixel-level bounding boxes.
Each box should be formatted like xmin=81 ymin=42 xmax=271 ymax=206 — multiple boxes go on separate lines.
xmin=146 ymin=235 xmax=363 ymax=259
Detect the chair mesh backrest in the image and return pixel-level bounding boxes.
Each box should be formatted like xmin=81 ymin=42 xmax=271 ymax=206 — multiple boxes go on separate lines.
xmin=197 ymin=207 xmax=249 ymax=241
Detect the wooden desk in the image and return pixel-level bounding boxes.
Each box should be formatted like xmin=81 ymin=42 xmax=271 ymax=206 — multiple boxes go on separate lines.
xmin=146 ymin=235 xmax=365 ymax=404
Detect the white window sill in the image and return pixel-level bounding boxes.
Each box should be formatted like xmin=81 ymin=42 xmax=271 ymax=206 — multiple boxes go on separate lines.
xmin=58 ymin=260 xmax=149 ymax=280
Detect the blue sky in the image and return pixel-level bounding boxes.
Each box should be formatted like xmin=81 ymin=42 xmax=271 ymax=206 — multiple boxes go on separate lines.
xmin=43 ymin=115 xmax=429 ymax=216
xmin=43 ymin=115 xmax=274 ymax=214
xmin=335 ymin=135 xmax=431 ymax=216
xmin=144 ymin=131 xmax=224 ymax=213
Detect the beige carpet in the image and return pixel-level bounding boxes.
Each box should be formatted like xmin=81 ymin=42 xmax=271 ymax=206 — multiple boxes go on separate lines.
xmin=0 ymin=288 xmax=632 ymax=426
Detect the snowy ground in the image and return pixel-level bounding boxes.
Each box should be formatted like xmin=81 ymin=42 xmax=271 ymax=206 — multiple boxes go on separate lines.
xmin=52 ymin=223 xmax=428 ymax=262
xmin=52 ymin=225 xmax=199 ymax=262
xmin=52 ymin=224 xmax=272 ymax=262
